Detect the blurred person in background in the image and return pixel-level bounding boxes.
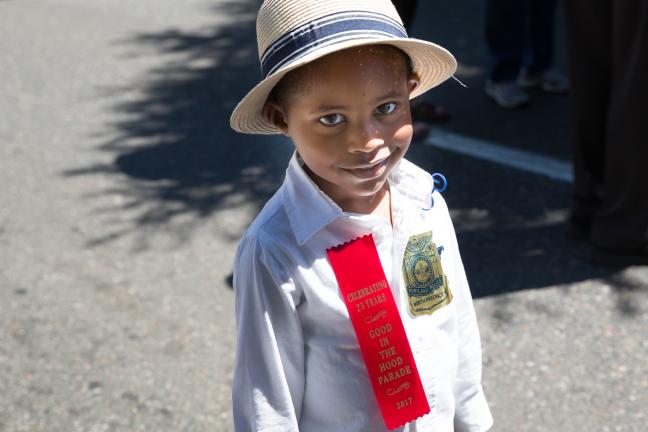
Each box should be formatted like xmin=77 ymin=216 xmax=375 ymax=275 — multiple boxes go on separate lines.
xmin=564 ymin=1 xmax=648 ymax=265
xmin=484 ymin=0 xmax=568 ymax=108
xmin=393 ymin=0 xmax=450 ymax=139
xmin=392 ymin=0 xmax=417 ymax=31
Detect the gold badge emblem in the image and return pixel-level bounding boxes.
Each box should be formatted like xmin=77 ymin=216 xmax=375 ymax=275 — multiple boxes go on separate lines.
xmin=402 ymin=231 xmax=452 ymax=316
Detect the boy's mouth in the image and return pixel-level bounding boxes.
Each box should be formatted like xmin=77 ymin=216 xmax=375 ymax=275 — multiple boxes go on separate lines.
xmin=343 ymin=157 xmax=390 ymax=179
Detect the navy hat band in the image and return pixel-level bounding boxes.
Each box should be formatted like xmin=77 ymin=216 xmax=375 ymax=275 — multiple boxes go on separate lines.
xmin=260 ymin=11 xmax=408 ymax=78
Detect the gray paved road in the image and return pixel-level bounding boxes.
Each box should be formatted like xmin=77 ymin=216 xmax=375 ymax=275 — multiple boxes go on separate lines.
xmin=1 ymin=1 xmax=646 ymax=431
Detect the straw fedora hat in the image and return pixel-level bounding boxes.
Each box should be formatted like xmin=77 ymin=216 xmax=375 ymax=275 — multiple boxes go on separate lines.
xmin=230 ymin=0 xmax=457 ymax=135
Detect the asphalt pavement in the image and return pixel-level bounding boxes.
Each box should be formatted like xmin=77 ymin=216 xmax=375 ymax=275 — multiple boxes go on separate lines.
xmin=1 ymin=1 xmax=646 ymax=431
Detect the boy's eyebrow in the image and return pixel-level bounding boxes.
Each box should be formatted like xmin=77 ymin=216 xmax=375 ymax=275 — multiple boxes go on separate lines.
xmin=312 ymin=103 xmax=347 ymax=113
xmin=374 ymin=89 xmax=405 ymax=103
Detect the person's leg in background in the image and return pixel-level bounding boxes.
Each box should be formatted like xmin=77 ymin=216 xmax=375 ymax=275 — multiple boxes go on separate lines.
xmin=564 ymin=0 xmax=648 ymax=264
xmin=590 ymin=0 xmax=648 ymax=262
xmin=484 ymin=0 xmax=530 ymax=108
xmin=563 ymin=0 xmax=610 ymax=239
xmin=519 ymin=0 xmax=568 ymax=93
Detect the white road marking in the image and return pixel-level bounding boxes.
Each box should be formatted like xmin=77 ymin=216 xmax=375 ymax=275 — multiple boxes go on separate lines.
xmin=424 ymin=128 xmax=574 ymax=183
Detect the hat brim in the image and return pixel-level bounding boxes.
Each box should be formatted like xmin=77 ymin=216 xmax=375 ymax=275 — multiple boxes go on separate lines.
xmin=230 ymin=37 xmax=457 ymax=135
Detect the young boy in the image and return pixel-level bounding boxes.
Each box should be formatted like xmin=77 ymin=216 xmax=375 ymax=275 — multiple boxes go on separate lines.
xmin=230 ymin=1 xmax=493 ymax=431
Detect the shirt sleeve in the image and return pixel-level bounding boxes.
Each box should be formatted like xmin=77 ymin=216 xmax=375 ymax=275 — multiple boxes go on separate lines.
xmin=439 ymin=198 xmax=494 ymax=432
xmin=232 ymin=233 xmax=305 ymax=432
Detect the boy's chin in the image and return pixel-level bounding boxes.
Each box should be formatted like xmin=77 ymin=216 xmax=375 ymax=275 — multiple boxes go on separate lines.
xmin=348 ymin=176 xmax=391 ymax=197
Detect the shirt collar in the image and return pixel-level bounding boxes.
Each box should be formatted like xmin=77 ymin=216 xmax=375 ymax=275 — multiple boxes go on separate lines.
xmin=282 ymin=152 xmax=343 ymax=246
xmin=281 ymin=152 xmax=432 ymax=246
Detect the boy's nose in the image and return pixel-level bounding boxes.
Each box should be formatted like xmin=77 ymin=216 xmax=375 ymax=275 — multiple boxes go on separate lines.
xmin=348 ymin=121 xmax=385 ymax=153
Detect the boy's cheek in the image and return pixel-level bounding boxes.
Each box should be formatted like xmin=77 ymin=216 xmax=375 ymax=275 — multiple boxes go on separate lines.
xmin=393 ymin=123 xmax=414 ymax=146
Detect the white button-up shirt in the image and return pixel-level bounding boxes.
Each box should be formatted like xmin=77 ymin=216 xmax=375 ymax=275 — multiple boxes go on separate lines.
xmin=232 ymin=153 xmax=493 ymax=432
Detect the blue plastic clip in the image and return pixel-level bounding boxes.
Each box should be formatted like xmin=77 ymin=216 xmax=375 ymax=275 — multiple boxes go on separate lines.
xmin=422 ymin=173 xmax=447 ymax=211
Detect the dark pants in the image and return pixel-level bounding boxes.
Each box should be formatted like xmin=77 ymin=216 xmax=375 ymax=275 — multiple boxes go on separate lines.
xmin=564 ymin=0 xmax=648 ymax=250
xmin=392 ymin=0 xmax=418 ymax=33
xmin=485 ymin=0 xmax=558 ymax=82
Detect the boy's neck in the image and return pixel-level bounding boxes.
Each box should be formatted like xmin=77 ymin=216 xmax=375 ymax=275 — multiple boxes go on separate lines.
xmin=337 ymin=185 xmax=392 ymax=222
xmin=300 ymin=160 xmax=393 ymax=223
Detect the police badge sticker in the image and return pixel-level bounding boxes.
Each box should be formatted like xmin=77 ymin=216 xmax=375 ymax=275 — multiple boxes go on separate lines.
xmin=403 ymin=231 xmax=453 ymax=317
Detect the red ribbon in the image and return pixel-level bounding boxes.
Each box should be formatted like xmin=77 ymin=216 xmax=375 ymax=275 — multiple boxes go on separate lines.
xmin=327 ymin=235 xmax=430 ymax=430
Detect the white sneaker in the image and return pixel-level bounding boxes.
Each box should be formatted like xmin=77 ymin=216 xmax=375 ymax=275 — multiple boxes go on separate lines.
xmin=485 ymin=80 xmax=530 ymax=109
xmin=518 ymin=69 xmax=569 ymax=94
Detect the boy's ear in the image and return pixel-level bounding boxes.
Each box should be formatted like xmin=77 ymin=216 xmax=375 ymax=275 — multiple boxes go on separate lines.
xmin=407 ymin=73 xmax=421 ymax=95
xmin=262 ymin=102 xmax=289 ymax=135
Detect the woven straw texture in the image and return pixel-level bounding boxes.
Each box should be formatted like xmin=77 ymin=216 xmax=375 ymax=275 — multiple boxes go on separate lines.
xmin=257 ymin=0 xmax=403 ymax=59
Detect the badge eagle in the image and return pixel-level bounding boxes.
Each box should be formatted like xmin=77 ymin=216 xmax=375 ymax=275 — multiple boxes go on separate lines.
xmin=402 ymin=231 xmax=453 ymax=317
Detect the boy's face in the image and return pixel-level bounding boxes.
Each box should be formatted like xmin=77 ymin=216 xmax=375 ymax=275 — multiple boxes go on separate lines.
xmin=267 ymin=46 xmax=419 ymax=211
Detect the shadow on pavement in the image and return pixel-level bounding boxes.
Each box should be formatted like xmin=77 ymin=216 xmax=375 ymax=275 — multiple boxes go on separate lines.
xmin=63 ymin=0 xmax=292 ymax=248
xmin=62 ymin=0 xmax=639 ymax=303
xmin=408 ymin=144 xmax=634 ymax=311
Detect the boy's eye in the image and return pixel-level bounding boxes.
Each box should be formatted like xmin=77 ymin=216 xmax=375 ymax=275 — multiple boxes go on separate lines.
xmin=376 ymin=102 xmax=397 ymax=115
xmin=319 ymin=113 xmax=345 ymax=126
